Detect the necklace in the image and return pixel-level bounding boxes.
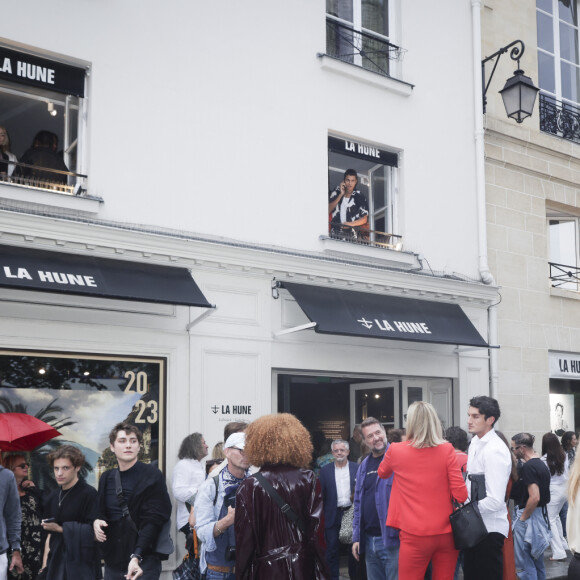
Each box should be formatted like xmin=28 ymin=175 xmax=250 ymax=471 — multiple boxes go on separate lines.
xmin=58 ymin=487 xmax=72 ymax=507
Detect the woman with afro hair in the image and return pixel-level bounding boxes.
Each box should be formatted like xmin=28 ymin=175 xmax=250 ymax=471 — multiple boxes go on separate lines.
xmin=234 ymin=413 xmax=329 ymax=579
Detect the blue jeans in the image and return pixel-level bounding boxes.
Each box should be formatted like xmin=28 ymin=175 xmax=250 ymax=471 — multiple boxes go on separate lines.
xmin=364 ymin=533 xmax=399 ymax=580
xmin=206 ymin=569 xmax=235 ymax=580
xmin=513 ymin=518 xmax=546 ymax=580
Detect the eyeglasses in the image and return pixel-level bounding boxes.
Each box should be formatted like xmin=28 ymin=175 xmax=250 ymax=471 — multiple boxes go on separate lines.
xmin=14 ymin=463 xmax=28 ymax=469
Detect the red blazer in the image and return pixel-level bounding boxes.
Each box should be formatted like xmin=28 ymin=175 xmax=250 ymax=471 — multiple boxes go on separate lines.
xmin=377 ymin=441 xmax=468 ymax=536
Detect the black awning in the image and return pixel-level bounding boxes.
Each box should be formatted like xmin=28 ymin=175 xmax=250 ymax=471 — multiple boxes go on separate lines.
xmin=0 ymin=245 xmax=212 ymax=307
xmin=282 ymin=282 xmax=489 ymax=348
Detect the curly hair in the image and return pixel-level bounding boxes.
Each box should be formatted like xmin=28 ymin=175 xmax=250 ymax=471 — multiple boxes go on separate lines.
xmin=47 ymin=445 xmax=85 ymax=468
xmin=244 ymin=413 xmax=313 ymax=468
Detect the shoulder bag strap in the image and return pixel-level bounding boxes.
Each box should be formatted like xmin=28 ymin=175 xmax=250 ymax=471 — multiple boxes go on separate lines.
xmin=114 ymin=468 xmax=131 ymax=518
xmin=254 ymin=472 xmax=305 ymax=534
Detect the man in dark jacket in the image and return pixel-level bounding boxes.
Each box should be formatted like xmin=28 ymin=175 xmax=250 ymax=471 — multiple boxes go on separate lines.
xmin=41 ymin=445 xmax=101 ymax=579
xmin=93 ymin=422 xmax=171 ymax=580
xmin=319 ymin=440 xmax=358 ymax=580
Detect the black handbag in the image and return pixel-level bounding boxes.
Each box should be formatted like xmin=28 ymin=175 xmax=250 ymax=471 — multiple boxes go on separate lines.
xmin=449 ymin=499 xmax=488 ymax=550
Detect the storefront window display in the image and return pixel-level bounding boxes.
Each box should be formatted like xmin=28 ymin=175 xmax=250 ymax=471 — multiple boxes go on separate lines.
xmin=549 ymin=351 xmax=580 ymax=436
xmin=0 ymin=350 xmax=165 ymax=491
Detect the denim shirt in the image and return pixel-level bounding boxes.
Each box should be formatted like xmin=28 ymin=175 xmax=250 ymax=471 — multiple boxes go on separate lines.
xmin=352 ymin=448 xmax=399 ymax=553
xmin=513 ymin=506 xmax=552 ymax=560
xmin=194 ymin=473 xmax=229 ymax=572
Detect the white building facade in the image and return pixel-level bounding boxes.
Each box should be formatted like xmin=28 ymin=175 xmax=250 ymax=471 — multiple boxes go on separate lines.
xmin=1 ymin=1 xmax=495 ymax=571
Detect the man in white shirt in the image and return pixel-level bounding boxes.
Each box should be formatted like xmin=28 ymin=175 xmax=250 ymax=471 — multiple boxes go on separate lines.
xmin=319 ymin=440 xmax=358 ymax=580
xmin=464 ymin=395 xmax=512 ymax=580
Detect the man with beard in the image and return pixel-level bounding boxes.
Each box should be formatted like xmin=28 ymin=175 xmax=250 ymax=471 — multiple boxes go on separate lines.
xmin=352 ymin=417 xmax=399 ymax=580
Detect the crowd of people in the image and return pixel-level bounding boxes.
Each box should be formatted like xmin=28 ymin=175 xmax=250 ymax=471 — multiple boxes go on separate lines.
xmin=0 ymin=126 xmax=70 ymax=185
xmin=0 ymin=401 xmax=577 ymax=580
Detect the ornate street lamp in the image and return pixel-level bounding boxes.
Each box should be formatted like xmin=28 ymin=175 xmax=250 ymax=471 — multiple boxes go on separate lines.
xmin=482 ymin=40 xmax=539 ymax=123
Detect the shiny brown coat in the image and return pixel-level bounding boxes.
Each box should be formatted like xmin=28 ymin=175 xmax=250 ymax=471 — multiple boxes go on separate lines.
xmin=234 ymin=464 xmax=329 ymax=580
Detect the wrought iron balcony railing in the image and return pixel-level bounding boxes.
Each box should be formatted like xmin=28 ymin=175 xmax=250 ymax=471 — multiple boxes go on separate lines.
xmin=539 ymin=93 xmax=580 ymax=145
xmin=325 ymin=18 xmax=404 ymax=78
xmin=549 ymin=261 xmax=580 ymax=290
xmin=329 ymin=224 xmax=403 ymax=251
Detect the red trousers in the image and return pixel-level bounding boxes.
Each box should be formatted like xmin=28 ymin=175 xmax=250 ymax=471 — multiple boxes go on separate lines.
xmin=398 ymin=530 xmax=458 ymax=580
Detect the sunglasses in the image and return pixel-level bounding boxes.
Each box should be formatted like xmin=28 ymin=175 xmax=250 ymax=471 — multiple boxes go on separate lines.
xmin=14 ymin=463 xmax=28 ymax=469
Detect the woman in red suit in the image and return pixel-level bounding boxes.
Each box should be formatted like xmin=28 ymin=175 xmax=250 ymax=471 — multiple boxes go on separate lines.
xmin=378 ymin=401 xmax=468 ymax=580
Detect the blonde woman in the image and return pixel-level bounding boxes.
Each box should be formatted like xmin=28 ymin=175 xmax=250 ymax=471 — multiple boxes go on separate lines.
xmin=378 ymin=401 xmax=468 ymax=580
xmin=0 ymin=126 xmax=17 ymax=176
xmin=567 ymin=453 xmax=580 ymax=578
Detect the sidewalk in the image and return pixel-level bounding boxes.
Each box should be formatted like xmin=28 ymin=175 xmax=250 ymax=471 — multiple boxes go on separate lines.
xmin=339 ymin=551 xmax=572 ymax=579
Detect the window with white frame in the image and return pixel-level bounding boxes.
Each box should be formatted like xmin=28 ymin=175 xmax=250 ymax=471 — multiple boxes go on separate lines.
xmin=325 ymin=0 xmax=400 ymax=78
xmin=548 ymin=210 xmax=580 ymax=290
xmin=0 ymin=45 xmax=88 ymax=195
xmin=536 ymin=0 xmax=580 ymax=143
xmin=327 ymin=135 xmax=401 ymax=249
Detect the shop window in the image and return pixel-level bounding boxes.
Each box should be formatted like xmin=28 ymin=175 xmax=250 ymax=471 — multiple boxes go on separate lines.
xmin=325 ymin=0 xmax=403 ymax=78
xmin=327 ymin=135 xmax=401 ymax=250
xmin=0 ymin=351 xmax=165 ymax=491
xmin=537 ymin=0 xmax=580 ymax=144
xmin=550 ymin=351 xmax=580 ymax=433
xmin=548 ymin=212 xmax=580 ymax=290
xmin=0 ymin=45 xmax=88 ymax=196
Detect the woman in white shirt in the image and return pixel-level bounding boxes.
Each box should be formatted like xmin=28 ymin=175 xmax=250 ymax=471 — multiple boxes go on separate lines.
xmin=0 ymin=126 xmax=18 ymax=177
xmin=172 ymin=432 xmax=208 ymax=534
xmin=541 ymin=432 xmax=569 ymax=560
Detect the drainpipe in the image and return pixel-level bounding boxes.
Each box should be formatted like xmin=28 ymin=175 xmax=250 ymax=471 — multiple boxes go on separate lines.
xmin=472 ymin=0 xmax=499 ymax=399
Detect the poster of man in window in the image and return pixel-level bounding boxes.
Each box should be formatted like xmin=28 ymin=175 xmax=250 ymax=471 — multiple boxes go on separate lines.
xmin=550 ymin=393 xmax=575 ymax=437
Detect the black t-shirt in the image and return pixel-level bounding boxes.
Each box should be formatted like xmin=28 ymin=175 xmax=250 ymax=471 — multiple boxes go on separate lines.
xmin=517 ymin=457 xmax=551 ymax=509
xmin=362 ymin=454 xmax=383 ymax=536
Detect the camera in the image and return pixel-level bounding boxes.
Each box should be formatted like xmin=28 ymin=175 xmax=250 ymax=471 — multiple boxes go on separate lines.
xmin=225 ymin=545 xmax=236 ymax=561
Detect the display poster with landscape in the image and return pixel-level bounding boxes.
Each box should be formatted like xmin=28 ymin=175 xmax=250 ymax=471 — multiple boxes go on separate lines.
xmin=0 ymin=351 xmax=165 ymax=491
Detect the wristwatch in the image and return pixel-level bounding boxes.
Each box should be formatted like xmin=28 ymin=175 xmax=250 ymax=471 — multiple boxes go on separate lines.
xmin=129 ymin=554 xmax=143 ymax=563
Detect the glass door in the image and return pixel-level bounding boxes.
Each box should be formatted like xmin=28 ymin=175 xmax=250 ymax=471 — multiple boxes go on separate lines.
xmin=401 ymin=378 xmax=453 ymax=430
xmin=350 ymin=380 xmax=398 ymax=430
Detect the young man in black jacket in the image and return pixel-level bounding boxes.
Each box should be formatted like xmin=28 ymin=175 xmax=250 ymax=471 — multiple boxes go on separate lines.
xmin=94 ymin=422 xmax=171 ymax=580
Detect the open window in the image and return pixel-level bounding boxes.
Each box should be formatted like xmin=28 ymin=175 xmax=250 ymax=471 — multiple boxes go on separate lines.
xmin=328 ymin=135 xmax=401 ymax=250
xmin=0 ymin=45 xmax=88 ymax=195
xmin=537 ymin=0 xmax=580 ymax=144
xmin=549 ymin=212 xmax=580 ymax=290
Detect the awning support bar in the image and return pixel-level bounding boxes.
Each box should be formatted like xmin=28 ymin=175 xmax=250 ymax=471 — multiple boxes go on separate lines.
xmin=186 ymin=305 xmax=217 ymax=332
xmin=275 ymin=322 xmax=317 ymax=337
xmin=454 ymin=344 xmax=500 ymax=353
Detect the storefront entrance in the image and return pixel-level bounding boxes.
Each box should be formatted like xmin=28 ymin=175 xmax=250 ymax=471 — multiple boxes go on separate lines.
xmin=276 ymin=372 xmax=453 ymax=445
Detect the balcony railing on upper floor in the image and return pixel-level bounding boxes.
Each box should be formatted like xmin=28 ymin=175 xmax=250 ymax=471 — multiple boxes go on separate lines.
xmin=0 ymin=160 xmax=87 ymax=196
xmin=550 ymin=261 xmax=580 ymax=290
xmin=539 ymin=93 xmax=580 ymax=145
xmin=329 ymin=224 xmax=403 ymax=251
xmin=325 ymin=18 xmax=404 ymax=78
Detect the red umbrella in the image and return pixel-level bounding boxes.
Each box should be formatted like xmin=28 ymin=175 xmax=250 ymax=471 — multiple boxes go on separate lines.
xmin=0 ymin=413 xmax=61 ymax=451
